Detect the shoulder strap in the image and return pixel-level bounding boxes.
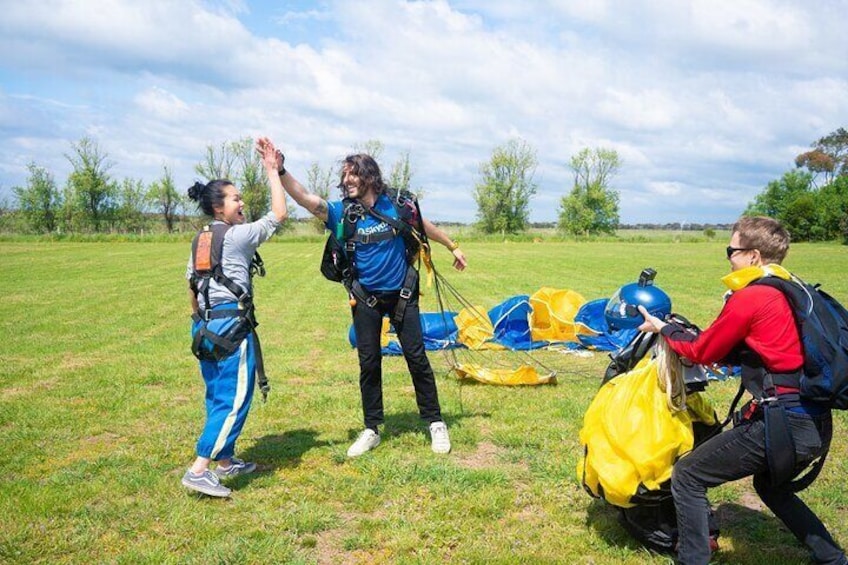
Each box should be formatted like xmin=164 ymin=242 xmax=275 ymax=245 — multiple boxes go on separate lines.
xmin=192 ymin=223 xmax=255 ymax=309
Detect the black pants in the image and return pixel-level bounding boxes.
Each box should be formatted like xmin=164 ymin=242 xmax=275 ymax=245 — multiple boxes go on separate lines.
xmin=351 ymin=285 xmax=442 ymax=430
xmin=672 ymin=410 xmax=844 ymax=564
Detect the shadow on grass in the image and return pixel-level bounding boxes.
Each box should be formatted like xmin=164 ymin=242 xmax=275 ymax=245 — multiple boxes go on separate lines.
xmin=358 ymin=409 xmax=489 ymax=443
xmin=585 ymin=499 xmax=648 ymax=553
xmin=240 ymin=428 xmax=331 ymax=474
xmin=711 ymin=501 xmax=811 ymax=564
xmin=585 ymin=498 xmax=811 ymax=563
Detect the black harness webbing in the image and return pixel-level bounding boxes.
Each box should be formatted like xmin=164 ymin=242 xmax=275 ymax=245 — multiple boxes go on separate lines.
xmin=340 ymin=193 xmax=425 ymax=324
xmin=190 ymin=224 xmax=270 ymax=402
xmin=719 ymin=365 xmax=826 ymax=492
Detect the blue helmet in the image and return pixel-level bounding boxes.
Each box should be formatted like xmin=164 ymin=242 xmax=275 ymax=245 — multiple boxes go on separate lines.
xmin=604 ymin=269 xmax=672 ymax=330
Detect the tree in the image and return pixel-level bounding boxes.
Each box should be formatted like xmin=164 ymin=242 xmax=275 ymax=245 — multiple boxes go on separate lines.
xmin=795 ymin=127 xmax=848 ymax=186
xmin=745 ymin=170 xmax=813 ymax=219
xmin=194 ymin=140 xmax=238 ymax=181
xmin=558 ymin=147 xmax=621 ymax=236
xmin=13 ymin=162 xmax=62 ymax=233
xmin=115 ymin=178 xmax=148 ymax=233
xmin=65 ymin=137 xmax=118 ymax=232
xmin=353 ymin=139 xmax=384 ymax=162
xmin=306 ymin=162 xmax=336 ymax=233
xmin=816 ymin=175 xmax=848 ymax=241
xmin=781 ymin=193 xmax=823 ymax=242
xmin=148 ymin=166 xmax=182 ymax=233
xmin=194 ymin=137 xmax=291 ymax=228
xmin=234 ymin=137 xmax=269 ymax=223
xmin=473 ymin=139 xmax=538 ymax=234
xmin=744 ymin=169 xmax=848 ymax=242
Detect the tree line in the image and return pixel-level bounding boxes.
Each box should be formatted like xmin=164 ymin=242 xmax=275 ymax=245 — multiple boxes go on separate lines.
xmin=5 ymin=128 xmax=848 ymax=243
xmin=745 ymin=128 xmax=848 ymax=242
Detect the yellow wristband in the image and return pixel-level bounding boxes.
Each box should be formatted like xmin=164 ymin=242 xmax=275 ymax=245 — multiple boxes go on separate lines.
xmin=447 ymin=241 xmax=460 ymax=251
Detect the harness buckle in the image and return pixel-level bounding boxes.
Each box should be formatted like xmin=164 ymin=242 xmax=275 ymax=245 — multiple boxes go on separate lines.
xmin=203 ymin=309 xmax=212 ymax=321
xmin=399 ymin=288 xmax=412 ymax=300
xmin=365 ymin=295 xmax=379 ymax=308
xmin=755 ymin=395 xmax=779 ymax=406
xmin=345 ymin=241 xmax=356 ymax=252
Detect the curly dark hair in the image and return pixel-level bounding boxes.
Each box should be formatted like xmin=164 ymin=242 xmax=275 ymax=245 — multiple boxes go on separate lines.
xmin=187 ymin=179 xmax=233 ymax=217
xmin=339 ymin=154 xmax=385 ymax=197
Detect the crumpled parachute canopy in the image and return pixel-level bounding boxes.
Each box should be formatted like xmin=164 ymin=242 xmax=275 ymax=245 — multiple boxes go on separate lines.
xmin=574 ymin=298 xmax=639 ymax=351
xmin=348 ymin=289 xmax=639 ymax=354
xmin=530 ymin=287 xmax=586 ymax=343
xmin=454 ymin=363 xmax=556 ymax=386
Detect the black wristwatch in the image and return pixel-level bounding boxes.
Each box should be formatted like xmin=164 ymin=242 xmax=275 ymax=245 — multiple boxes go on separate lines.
xmin=276 ymin=150 xmax=286 ymax=176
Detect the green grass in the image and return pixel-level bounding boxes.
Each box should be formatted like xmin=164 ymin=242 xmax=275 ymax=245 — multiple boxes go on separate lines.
xmin=1 ymin=240 xmax=846 ymax=564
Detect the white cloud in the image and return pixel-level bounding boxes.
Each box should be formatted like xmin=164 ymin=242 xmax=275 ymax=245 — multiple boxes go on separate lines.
xmin=596 ymin=89 xmax=680 ymax=131
xmin=648 ymin=182 xmax=683 ymax=197
xmin=133 ymin=87 xmax=189 ymax=120
xmin=1 ymin=0 xmax=847 ymax=224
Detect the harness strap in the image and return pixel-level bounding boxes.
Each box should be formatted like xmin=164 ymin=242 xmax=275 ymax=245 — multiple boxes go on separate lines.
xmin=349 ymin=230 xmax=397 ymax=244
xmin=252 ymin=329 xmax=270 ymax=402
xmin=202 ymin=308 xmax=246 ymax=321
xmin=191 ymin=303 xmax=270 ymax=403
xmin=392 ymin=264 xmax=419 ymax=324
xmin=348 ymin=280 xmax=379 ymax=309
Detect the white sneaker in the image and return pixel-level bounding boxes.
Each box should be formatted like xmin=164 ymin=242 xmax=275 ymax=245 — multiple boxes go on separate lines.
xmin=347 ymin=428 xmax=380 ymax=457
xmin=429 ymin=421 xmax=451 ymax=454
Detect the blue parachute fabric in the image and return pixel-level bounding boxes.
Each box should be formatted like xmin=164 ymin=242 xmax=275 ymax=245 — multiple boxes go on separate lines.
xmin=346 ymin=294 xmax=646 ymax=355
xmin=488 ymin=295 xmax=546 ymax=350
xmin=574 ymin=298 xmax=639 ymax=351
xmin=348 ymin=311 xmax=460 ymax=355
xmin=420 ymin=311 xmax=460 ymax=344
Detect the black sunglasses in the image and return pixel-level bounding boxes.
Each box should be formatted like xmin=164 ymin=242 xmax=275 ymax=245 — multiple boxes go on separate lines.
xmin=726 ymin=246 xmax=753 ymax=259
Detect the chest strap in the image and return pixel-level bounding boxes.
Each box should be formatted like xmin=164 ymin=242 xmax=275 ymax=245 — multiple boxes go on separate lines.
xmin=349 ymin=230 xmax=397 ymax=244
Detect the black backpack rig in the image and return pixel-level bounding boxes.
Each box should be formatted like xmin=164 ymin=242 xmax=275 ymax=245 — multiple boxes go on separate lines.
xmin=721 ymin=274 xmax=848 ymax=491
xmin=320 ymin=188 xmax=428 ymax=324
xmin=189 ymin=222 xmax=270 ymax=401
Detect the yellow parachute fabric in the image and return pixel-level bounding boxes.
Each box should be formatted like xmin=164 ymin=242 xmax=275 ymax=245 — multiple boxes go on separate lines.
xmin=577 ymin=357 xmax=716 ymax=508
xmin=379 ymin=317 xmax=392 ymax=349
xmin=529 ymin=287 xmax=586 ymax=342
xmin=454 ymin=363 xmax=556 ymax=386
xmin=454 ymin=306 xmax=505 ymax=350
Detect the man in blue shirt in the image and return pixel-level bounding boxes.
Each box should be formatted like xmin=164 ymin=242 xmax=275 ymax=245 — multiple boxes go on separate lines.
xmin=261 ymin=137 xmax=467 ymax=457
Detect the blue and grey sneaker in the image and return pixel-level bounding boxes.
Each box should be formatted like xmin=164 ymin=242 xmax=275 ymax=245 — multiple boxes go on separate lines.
xmin=181 ymin=469 xmax=231 ymax=497
xmin=213 ymin=457 xmax=257 ymax=478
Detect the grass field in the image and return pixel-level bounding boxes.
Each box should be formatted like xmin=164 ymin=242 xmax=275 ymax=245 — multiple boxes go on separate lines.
xmin=1 ymin=239 xmax=846 ymax=564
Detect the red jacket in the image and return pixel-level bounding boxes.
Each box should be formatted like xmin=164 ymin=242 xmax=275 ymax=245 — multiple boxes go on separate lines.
xmin=661 ymin=284 xmax=803 ymax=373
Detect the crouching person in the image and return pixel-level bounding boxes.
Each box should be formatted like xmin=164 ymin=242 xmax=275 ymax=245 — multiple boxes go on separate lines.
xmin=639 ymin=216 xmax=846 ymax=564
xmin=181 ymin=139 xmax=288 ymax=497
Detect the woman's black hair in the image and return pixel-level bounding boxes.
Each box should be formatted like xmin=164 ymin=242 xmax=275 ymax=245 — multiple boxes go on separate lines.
xmin=338 ymin=154 xmax=385 ymax=197
xmin=187 ymin=179 xmax=233 ymax=217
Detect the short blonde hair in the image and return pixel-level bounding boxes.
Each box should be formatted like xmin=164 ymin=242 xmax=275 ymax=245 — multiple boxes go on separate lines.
xmin=732 ymin=216 xmax=790 ymax=264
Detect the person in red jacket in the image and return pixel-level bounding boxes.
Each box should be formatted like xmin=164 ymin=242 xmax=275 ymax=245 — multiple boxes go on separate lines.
xmin=639 ymin=216 xmax=845 ymax=565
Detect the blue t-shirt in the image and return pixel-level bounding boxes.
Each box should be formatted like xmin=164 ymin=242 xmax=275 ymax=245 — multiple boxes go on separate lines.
xmin=326 ymin=194 xmax=408 ymax=291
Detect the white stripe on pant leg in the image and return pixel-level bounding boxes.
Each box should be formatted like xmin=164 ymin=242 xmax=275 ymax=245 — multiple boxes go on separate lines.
xmin=210 ymin=338 xmax=250 ymax=459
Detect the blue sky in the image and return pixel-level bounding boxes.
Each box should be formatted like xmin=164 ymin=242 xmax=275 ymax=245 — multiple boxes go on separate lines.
xmin=1 ymin=0 xmax=846 ymax=224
